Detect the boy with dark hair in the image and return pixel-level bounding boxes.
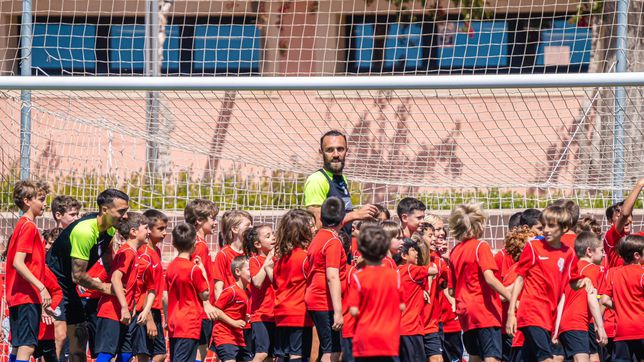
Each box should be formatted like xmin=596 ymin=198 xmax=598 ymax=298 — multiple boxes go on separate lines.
xmin=604 ymin=178 xmax=643 ymax=268
xmin=396 ymin=198 xmax=426 ymax=238
xmin=347 ymin=225 xmax=403 ymax=362
xmin=166 ymin=223 xmax=214 ymax=362
xmin=508 ymin=212 xmax=522 ymax=231
xmin=306 ymin=197 xmax=347 ymax=362
xmin=6 ymin=180 xmax=52 ymax=362
xmin=600 ymin=234 xmax=644 ymax=362
xmin=51 ymin=196 xmax=82 ymax=230
xmin=520 ymin=209 xmax=543 ymax=234
xmin=212 ymin=256 xmax=252 ymax=362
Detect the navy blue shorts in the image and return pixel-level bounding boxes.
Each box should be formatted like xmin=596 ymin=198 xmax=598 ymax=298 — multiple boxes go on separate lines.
xmin=462 ymin=327 xmax=502 ymax=360
xmin=241 ymin=328 xmax=254 ymax=361
xmin=399 ymin=335 xmax=424 ymax=362
xmin=131 ymin=312 xmax=165 ymax=356
xmin=599 ymin=337 xmax=614 ymax=362
xmin=310 ymin=311 xmax=342 ymax=354
xmin=341 ymin=337 xmax=354 ymax=362
xmin=213 ymin=343 xmax=253 ymax=362
xmin=559 ymin=330 xmax=590 ymax=359
xmin=169 ymin=338 xmax=198 ymax=362
xmin=94 ymin=317 xmax=132 ymax=355
xmin=275 ymin=326 xmax=312 ymax=358
xmin=148 ymin=310 xmax=167 ymax=356
xmin=355 ymin=358 xmax=400 ymax=362
xmin=509 ymin=347 xmax=523 ymax=362
xmin=520 ymin=326 xmax=553 ymax=362
xmin=501 ymin=334 xmax=513 ymax=362
xmin=423 ymin=333 xmax=443 ymax=358
xmin=251 ymin=322 xmax=275 ymax=356
xmin=60 ymin=292 xmax=86 ymax=325
xmin=81 ymin=298 xmax=100 ymax=358
xmin=199 ymin=319 xmax=214 ymax=346
xmin=34 ymin=339 xmax=57 ymax=362
xmin=442 ymin=331 xmax=464 ymax=362
xmin=587 ymin=324 xmax=599 ymax=355
xmin=9 ymin=304 xmax=41 ymax=347
xmin=613 ymin=339 xmax=644 ymax=362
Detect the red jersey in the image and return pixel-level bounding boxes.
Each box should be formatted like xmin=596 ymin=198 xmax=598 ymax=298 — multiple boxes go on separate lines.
xmin=599 ymin=264 xmax=644 ymax=341
xmin=213 ymin=284 xmax=249 ymax=347
xmin=561 ymin=233 xmax=576 ymax=248
xmin=599 ymin=268 xmax=617 ymax=338
xmin=342 ymin=265 xmax=359 ymax=339
xmin=77 ymin=260 xmax=108 ymax=299
xmin=423 ymin=254 xmax=447 ymax=334
xmin=494 ymin=249 xmax=515 ymax=279
xmin=382 ymin=256 xmax=397 ymax=269
xmin=350 ymin=237 xmax=359 ymax=260
xmin=38 ymin=266 xmax=63 ymax=341
xmin=213 ymin=245 xmax=245 ymax=288
xmin=249 ymin=255 xmax=275 ymax=323
xmin=502 ymin=264 xmax=524 ymax=347
xmin=273 ymin=248 xmax=312 ymax=327
xmin=514 ymin=237 xmax=580 ymax=331
xmin=347 ymin=265 xmax=402 ymax=357
xmin=604 ymin=224 xmax=626 ymax=268
xmin=448 ymin=238 xmax=502 ymax=332
xmin=398 ymin=264 xmax=430 ymax=336
xmin=166 ymin=257 xmax=209 ymax=339
xmin=135 ymin=244 xmax=162 ymax=312
xmin=97 ymin=243 xmax=139 ymax=322
xmin=559 ymin=260 xmax=603 ymax=334
xmin=440 ymin=263 xmax=461 ymax=334
xmin=6 ymin=216 xmax=46 ymax=307
xmin=192 ymin=236 xmax=216 ymax=318
xmin=305 ymin=229 xmax=347 ymax=311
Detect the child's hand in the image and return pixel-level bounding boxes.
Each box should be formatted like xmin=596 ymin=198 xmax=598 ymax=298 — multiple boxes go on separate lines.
xmin=579 ymin=278 xmax=595 ymax=294
xmin=39 ymin=287 xmax=52 ymax=309
xmin=551 ymin=335 xmax=558 ymax=345
xmin=41 ymin=313 xmax=54 ymax=326
xmin=506 ymin=314 xmax=517 ymax=337
xmin=596 ymin=325 xmax=608 ymax=346
xmin=332 ymin=312 xmax=344 ymax=331
xmin=101 ymin=282 xmax=113 ymax=296
xmin=423 ymin=290 xmax=430 ymax=303
xmin=203 ymin=303 xmax=218 ymax=321
xmin=146 ymin=317 xmax=158 ymax=338
xmin=136 ymin=311 xmax=148 ymax=325
xmin=231 ymin=319 xmax=246 ymax=329
xmin=120 ymin=307 xmax=132 ymax=325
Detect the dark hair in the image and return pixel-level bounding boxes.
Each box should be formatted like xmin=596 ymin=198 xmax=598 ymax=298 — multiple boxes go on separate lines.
xmin=13 ymin=180 xmax=50 ymax=210
xmin=576 ymin=216 xmax=602 ymax=239
xmin=358 ymin=225 xmax=389 ymax=263
xmin=574 ymin=231 xmax=601 ymax=258
xmin=184 ymin=199 xmax=218 ymax=226
xmin=97 ymin=189 xmax=129 ymax=209
xmin=520 ymin=208 xmax=542 ymax=228
xmin=375 ymin=204 xmax=391 ymax=220
xmin=51 ymin=196 xmax=82 ymax=222
xmin=230 ymin=255 xmax=249 ymax=277
xmin=243 ymin=224 xmax=271 ymax=255
xmin=275 ymin=209 xmax=315 ymax=258
xmin=172 ymin=222 xmax=197 ymax=252
xmin=42 ymin=227 xmax=63 ymax=243
xmin=115 ymin=212 xmax=149 ymax=238
xmin=396 ymin=197 xmax=426 ymax=219
xmin=508 ymin=212 xmax=523 ymax=231
xmin=321 ymin=197 xmax=345 ymax=227
xmin=616 ymin=234 xmax=644 ymax=263
xmin=320 ymin=130 xmax=347 ymax=151
xmin=393 ymin=238 xmax=422 ymax=266
xmin=606 ymin=201 xmax=624 ymax=221
xmin=143 ymin=209 xmax=169 ymax=228
xmin=338 ymin=231 xmax=351 ymax=256
xmin=552 ymin=199 xmax=580 ymax=227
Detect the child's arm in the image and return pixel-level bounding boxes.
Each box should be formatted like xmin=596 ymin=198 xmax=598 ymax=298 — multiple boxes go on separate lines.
xmin=326 ymin=267 xmax=344 ymax=331
xmin=145 ymin=310 xmax=158 ymax=338
xmin=552 ymin=295 xmax=565 ymax=344
xmin=217 ymin=311 xmax=246 ymax=329
xmin=599 ymin=294 xmax=613 ymax=309
xmin=617 ymin=178 xmax=644 ymax=232
xmin=13 ymin=252 xmax=50 ymax=308
xmin=136 ymin=289 xmax=156 ymax=325
xmin=506 ymin=275 xmax=524 ymax=336
xmin=571 ymin=277 xmax=595 ymax=293
xmin=349 ymin=306 xmax=359 ymax=317
xmin=443 ymin=288 xmax=456 ymax=313
xmin=587 ymin=290 xmax=608 ymax=346
xmin=252 ymin=252 xmax=275 ymax=288
xmin=483 ymin=270 xmax=511 ymax=301
xmin=214 ymin=281 xmax=224 ymax=300
xmin=162 ymin=290 xmax=168 ymax=330
xmin=111 ymin=269 xmax=131 ymax=324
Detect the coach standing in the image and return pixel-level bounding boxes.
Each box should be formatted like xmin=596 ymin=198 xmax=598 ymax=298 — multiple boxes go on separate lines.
xmin=46 ymin=189 xmax=130 ymax=362
xmin=304 ymin=130 xmax=378 ymax=237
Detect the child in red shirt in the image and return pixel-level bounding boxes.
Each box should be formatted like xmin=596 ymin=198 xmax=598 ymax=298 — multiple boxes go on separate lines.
xmin=557 ymin=232 xmax=607 ymax=362
xmin=273 ymin=209 xmax=316 ymax=362
xmin=381 ymin=221 xmax=402 ymax=269
xmin=5 ymin=180 xmax=51 ymax=362
xmin=245 ymin=224 xmax=276 ymax=362
xmin=184 ymin=199 xmax=220 ymax=362
xmin=347 ymin=225 xmax=403 ymax=362
xmin=34 ymin=265 xmax=63 ymax=362
xmin=166 ymin=223 xmax=213 ymax=362
xmin=447 ymin=203 xmax=510 ymax=362
xmin=305 ymin=197 xmax=348 ymax=362
xmin=599 ymin=235 xmax=644 ymax=362
xmin=213 ymin=256 xmax=252 ymax=362
xmin=507 ymin=206 xmax=592 ymax=362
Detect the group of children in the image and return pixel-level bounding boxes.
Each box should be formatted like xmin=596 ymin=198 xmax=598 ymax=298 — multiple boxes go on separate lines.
xmin=2 ymin=179 xmax=644 ymax=362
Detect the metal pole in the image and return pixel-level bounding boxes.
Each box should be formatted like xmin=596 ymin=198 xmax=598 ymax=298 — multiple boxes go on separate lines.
xmin=20 ymin=0 xmax=33 ymax=181
xmin=145 ymin=0 xmax=161 ymax=181
xmin=613 ymin=0 xmax=629 ymax=203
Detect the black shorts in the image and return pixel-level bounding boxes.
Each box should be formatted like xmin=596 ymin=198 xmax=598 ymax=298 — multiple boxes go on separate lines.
xmin=587 ymin=324 xmax=599 ymax=355
xmin=309 ymin=311 xmax=342 ymax=353
xmin=613 ymin=339 xmax=644 ymax=362
xmin=442 ymin=331 xmax=464 ymax=362
xmin=170 ymin=338 xmax=198 ymax=362
xmin=501 ymin=334 xmax=513 ymax=362
xmin=599 ymin=337 xmax=614 ymax=362
xmin=423 ymin=333 xmax=442 ymax=358
xmin=130 ymin=311 xmax=167 ymax=356
xmin=341 ymin=337 xmax=354 ymax=362
xmin=551 ymin=338 xmax=564 ymax=357
xmin=462 ymin=327 xmax=502 ymax=360
xmin=241 ymin=328 xmax=254 ymax=361
xmin=60 ymin=292 xmax=86 ymax=325
xmin=399 ymin=335 xmax=424 ymax=362
xmin=355 ymin=358 xmax=400 ymax=362
xmin=275 ymin=326 xmax=312 ymax=358
xmin=9 ymin=304 xmax=41 ymax=347
xmin=199 ymin=319 xmax=214 ymax=346
xmin=520 ymin=326 xmax=553 ymax=362
xmin=559 ymin=330 xmax=590 ymax=359
xmin=34 ymin=339 xmax=58 ymax=362
xmin=94 ymin=317 xmax=132 ymax=355
xmin=252 ymin=322 xmax=275 ymax=356
xmin=213 ymin=343 xmax=253 ymax=362
xmin=81 ymin=298 xmax=100 ymax=358
xmin=509 ymin=347 xmax=523 ymax=362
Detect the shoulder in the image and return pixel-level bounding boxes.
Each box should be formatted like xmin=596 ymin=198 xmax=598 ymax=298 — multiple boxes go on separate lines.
xmin=304 ymin=170 xmax=328 ymax=187
xmin=69 ymin=218 xmax=99 ymax=241
xmin=304 ymin=171 xmax=331 ymax=206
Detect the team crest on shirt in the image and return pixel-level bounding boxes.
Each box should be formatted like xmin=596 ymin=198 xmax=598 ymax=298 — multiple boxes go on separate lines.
xmin=557 ymin=257 xmax=565 ymax=272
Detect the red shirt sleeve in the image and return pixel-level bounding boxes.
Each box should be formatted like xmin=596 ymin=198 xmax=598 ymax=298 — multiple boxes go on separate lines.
xmin=409 ymin=264 xmax=430 ymax=282
xmin=15 ymin=221 xmax=39 ymax=254
xmin=477 ymin=241 xmax=498 ymax=273
xmin=115 ymin=249 xmax=136 ymax=275
xmin=139 ymin=254 xmax=155 ymax=291
xmin=346 ymin=274 xmax=360 ymax=308
xmin=191 ymin=264 xmax=209 ymax=295
xmin=215 ymin=287 xmax=234 ymax=310
xmin=324 ymin=238 xmax=343 ymax=269
xmin=213 ymin=251 xmax=229 ymax=283
xmin=599 ymin=269 xmax=613 ymax=297
xmin=515 ymin=241 xmax=536 ymax=278
xmin=249 ymin=257 xmax=262 ymax=278
xmin=448 ymin=260 xmax=456 ymax=289
xmin=567 ymin=253 xmax=581 ymax=282
xmin=43 ymin=267 xmax=63 ymax=309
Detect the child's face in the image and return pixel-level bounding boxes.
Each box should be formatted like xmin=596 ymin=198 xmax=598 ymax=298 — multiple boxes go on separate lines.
xmin=402 ymin=210 xmax=425 ymax=234
xmin=543 ymin=221 xmax=564 ymax=244
xmin=200 ymin=215 xmax=217 ymax=236
xmin=589 ymin=245 xmax=604 ymax=264
xmin=149 ymin=220 xmax=168 ymax=244
xmin=57 ymin=208 xmax=80 ymax=229
xmin=403 ymin=247 xmax=418 ymax=265
xmin=134 ymin=223 xmax=150 ymax=242
xmin=254 ymin=226 xmax=275 ymax=255
xmin=531 ymin=221 xmax=544 ymax=235
xmin=239 ymin=261 xmax=251 ymax=284
xmin=27 ymin=192 xmax=47 ymax=217
xmin=389 ymin=236 xmax=403 ymax=255
xmin=236 ymin=218 xmax=252 ymax=238
xmin=433 ymin=221 xmax=446 ymax=241
xmin=44 ymin=238 xmax=54 ymax=253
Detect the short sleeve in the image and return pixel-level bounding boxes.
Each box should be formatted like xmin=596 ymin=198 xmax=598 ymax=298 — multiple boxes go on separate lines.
xmin=43 ymin=267 xmax=63 ymax=308
xmin=324 ymin=239 xmax=343 ymax=269
xmin=409 ymin=264 xmax=430 ymax=282
xmin=215 ymin=287 xmax=234 ymax=309
xmin=477 ymin=241 xmax=498 ymax=273
xmin=114 ymin=250 xmax=136 ymax=275
xmin=213 ymin=251 xmax=229 ymax=283
xmin=70 ymin=226 xmax=96 ymax=261
xmin=346 ymin=274 xmax=361 ymax=308
xmin=249 ymin=257 xmax=263 ymax=278
xmin=141 ymin=259 xmax=155 ymax=291
xmin=191 ymin=264 xmax=209 ymax=294
xmin=303 ymin=172 xmax=330 ymax=207
xmin=514 ymin=241 xmax=536 ymax=278
xmin=566 ymin=253 xmax=581 ymax=282
xmin=15 ymin=221 xmax=39 ymax=254
xmin=448 ymin=260 xmax=456 ymax=289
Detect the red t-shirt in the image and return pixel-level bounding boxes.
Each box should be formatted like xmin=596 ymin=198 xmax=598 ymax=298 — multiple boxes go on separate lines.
xmin=514 ymin=237 xmax=580 ymax=331
xmin=448 ymin=238 xmax=502 ymax=332
xmin=599 ymin=264 xmax=644 ymax=341
xmin=166 ymin=257 xmax=209 ymax=339
xmin=273 ymin=248 xmax=312 ymax=327
xmin=213 ymin=284 xmax=249 ymax=347
xmin=561 ymin=233 xmax=576 ymax=249
xmin=97 ymin=243 xmax=139 ymax=322
xmin=382 ymin=256 xmax=397 ymax=270
xmin=6 ymin=216 xmax=46 ymax=307
xmin=77 ymin=260 xmax=108 ymax=299
xmin=398 ymin=264 xmax=430 ymax=336
xmin=346 ymin=265 xmax=401 ymax=357
xmin=38 ymin=266 xmax=63 ymax=341
xmin=559 ymin=260 xmax=603 ymax=334
xmin=135 ymin=244 xmax=161 ymax=312
xmin=213 ymin=245 xmax=245 ymax=288
xmin=423 ymin=254 xmax=447 ymax=335
xmin=494 ymin=249 xmax=515 ymax=279
xmin=249 ymin=255 xmax=275 ymax=323
xmin=440 ymin=263 xmax=461 ymax=334
xmin=192 ymin=237 xmax=216 ymax=317
xmin=342 ymin=265 xmax=359 ymax=339
xmin=502 ymin=264 xmax=524 ymax=347
xmin=599 ymin=268 xmax=617 ymax=338
xmin=305 ymin=229 xmax=347 ymax=311
xmin=604 ymin=224 xmax=626 ymax=268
